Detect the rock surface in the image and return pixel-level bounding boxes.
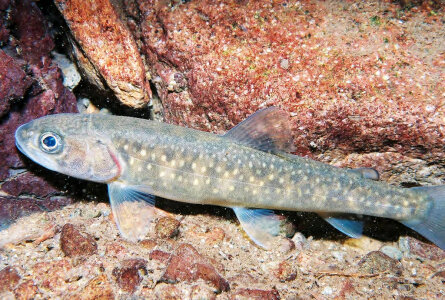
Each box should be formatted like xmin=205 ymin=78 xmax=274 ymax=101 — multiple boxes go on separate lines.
xmin=60 ymin=223 xmax=98 ymax=257
xmin=0 ymin=201 xmax=444 ymax=298
xmin=0 ymin=0 xmax=444 ymax=299
xmin=0 ymin=0 xmax=78 ymax=228
xmin=160 ymin=243 xmax=230 ymax=292
xmin=54 ymin=0 xmax=151 ymax=108
xmin=112 ymin=258 xmax=147 ymax=293
xmin=133 ymin=0 xmax=444 ymax=185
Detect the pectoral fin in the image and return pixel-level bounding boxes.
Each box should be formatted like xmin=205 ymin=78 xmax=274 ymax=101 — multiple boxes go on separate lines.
xmin=319 ymin=213 xmax=364 ymax=238
xmin=232 ymin=207 xmax=282 ymax=250
xmin=108 ymin=181 xmax=156 ymax=242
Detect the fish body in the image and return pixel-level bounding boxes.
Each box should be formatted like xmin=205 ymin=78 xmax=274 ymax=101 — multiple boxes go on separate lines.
xmin=14 ymin=108 xmax=445 ymax=249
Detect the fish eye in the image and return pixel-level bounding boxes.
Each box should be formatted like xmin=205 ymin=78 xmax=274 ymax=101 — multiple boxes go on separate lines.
xmin=39 ymin=132 xmax=62 ymax=153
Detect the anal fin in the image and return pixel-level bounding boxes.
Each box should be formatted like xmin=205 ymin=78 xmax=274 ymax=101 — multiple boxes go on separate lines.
xmin=319 ymin=213 xmax=364 ymax=238
xmin=232 ymin=207 xmax=282 ymax=250
xmin=108 ymin=182 xmax=156 ymax=242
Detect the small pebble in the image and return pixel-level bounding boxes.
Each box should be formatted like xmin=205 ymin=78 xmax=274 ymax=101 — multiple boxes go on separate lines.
xmin=358 ymin=251 xmax=402 ymax=275
xmin=280 ymin=58 xmax=290 ymax=70
xmin=155 ymin=217 xmax=180 ymax=239
xmin=322 ymin=286 xmax=334 ymax=296
xmin=380 ymin=245 xmax=403 ymax=260
xmin=112 ymin=259 xmax=147 ymax=294
xmin=60 ymin=224 xmax=97 ymax=257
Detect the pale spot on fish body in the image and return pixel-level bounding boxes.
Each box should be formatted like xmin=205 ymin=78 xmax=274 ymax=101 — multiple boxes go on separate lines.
xmin=140 ymin=149 xmax=146 ymax=156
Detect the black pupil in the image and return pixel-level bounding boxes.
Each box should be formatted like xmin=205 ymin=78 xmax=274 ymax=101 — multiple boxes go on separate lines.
xmin=43 ymin=136 xmax=56 ymax=148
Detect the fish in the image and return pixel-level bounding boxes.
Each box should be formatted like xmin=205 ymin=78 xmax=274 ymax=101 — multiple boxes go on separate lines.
xmin=14 ymin=107 xmax=445 ymax=249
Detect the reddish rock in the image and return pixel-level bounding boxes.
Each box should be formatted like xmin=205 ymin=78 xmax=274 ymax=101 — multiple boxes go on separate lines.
xmin=77 ymin=275 xmax=114 ymax=300
xmin=139 ymin=239 xmax=157 ymax=250
xmin=60 ymin=224 xmax=97 ymax=257
xmin=31 ymin=259 xmax=72 ymax=292
xmin=0 ymin=266 xmax=21 ymax=293
xmin=358 ymin=251 xmax=403 ymax=275
xmin=13 ymin=280 xmax=40 ymax=300
xmin=432 ymin=270 xmax=445 ymax=282
xmin=0 ymin=0 xmax=77 ymax=228
xmin=161 ymin=243 xmax=230 ymax=292
xmin=399 ymin=236 xmax=445 ymax=261
xmin=0 ymin=197 xmax=42 ymax=227
xmin=155 ymin=216 xmax=180 ymax=239
xmin=11 ymin=0 xmax=54 ymax=64
xmin=0 ymin=50 xmax=33 ymax=116
xmin=231 ymin=288 xmax=280 ymax=300
xmin=275 ymin=260 xmax=297 ymax=282
xmin=105 ymin=241 xmax=129 ymax=258
xmin=112 ymin=258 xmax=147 ymax=294
xmin=1 ymin=172 xmax=59 ymax=198
xmin=149 ymin=250 xmax=171 ymax=263
xmin=54 ymin=0 xmax=151 ymax=108
xmin=135 ymin=0 xmax=444 ymax=180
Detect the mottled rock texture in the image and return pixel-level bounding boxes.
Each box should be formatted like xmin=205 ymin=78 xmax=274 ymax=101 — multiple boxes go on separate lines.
xmin=131 ymin=0 xmax=444 ymax=185
xmin=161 ymin=243 xmax=230 ymax=292
xmin=54 ymin=0 xmax=151 ymax=108
xmin=112 ymin=258 xmax=147 ymax=293
xmin=0 ymin=0 xmax=77 ymax=227
xmin=60 ymin=224 xmax=98 ymax=257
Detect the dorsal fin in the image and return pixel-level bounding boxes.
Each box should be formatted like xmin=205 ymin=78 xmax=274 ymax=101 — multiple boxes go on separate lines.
xmin=223 ymin=106 xmax=295 ymax=154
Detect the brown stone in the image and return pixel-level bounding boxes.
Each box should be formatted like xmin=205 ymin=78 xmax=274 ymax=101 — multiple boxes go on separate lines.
xmin=0 ymin=267 xmax=21 ymax=293
xmin=275 ymin=260 xmax=297 ymax=282
xmin=155 ymin=216 xmax=180 ymax=239
xmin=112 ymin=258 xmax=147 ymax=294
xmin=149 ymin=250 xmax=171 ymax=263
xmin=60 ymin=224 xmax=97 ymax=257
xmin=78 ymin=275 xmax=114 ymax=300
xmin=231 ymin=288 xmax=280 ymax=300
xmin=358 ymin=251 xmax=403 ymax=275
xmin=161 ymin=243 xmax=230 ymax=292
xmin=139 ymin=239 xmax=157 ymax=250
xmin=13 ymin=280 xmax=40 ymax=300
xmin=54 ymin=0 xmax=151 ymax=108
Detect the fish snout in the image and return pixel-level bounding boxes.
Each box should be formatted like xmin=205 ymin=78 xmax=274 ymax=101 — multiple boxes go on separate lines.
xmin=15 ymin=123 xmax=34 ymax=154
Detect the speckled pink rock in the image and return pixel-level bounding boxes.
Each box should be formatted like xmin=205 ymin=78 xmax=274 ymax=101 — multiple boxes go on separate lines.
xmin=54 ymin=0 xmax=151 ymax=108
xmin=133 ymin=0 xmax=444 ymax=183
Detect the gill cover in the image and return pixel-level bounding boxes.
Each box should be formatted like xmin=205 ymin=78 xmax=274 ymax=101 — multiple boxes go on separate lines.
xmin=56 ymin=136 xmax=121 ymax=182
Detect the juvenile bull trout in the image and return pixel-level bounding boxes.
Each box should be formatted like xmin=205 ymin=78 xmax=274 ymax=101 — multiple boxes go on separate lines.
xmin=14 ymin=107 xmax=445 ymax=249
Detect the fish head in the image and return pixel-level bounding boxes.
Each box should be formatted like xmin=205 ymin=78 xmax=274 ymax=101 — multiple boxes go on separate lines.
xmin=15 ymin=114 xmax=121 ymax=183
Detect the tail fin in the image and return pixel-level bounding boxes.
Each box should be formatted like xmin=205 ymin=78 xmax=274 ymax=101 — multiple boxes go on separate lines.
xmin=401 ymin=186 xmax=445 ymax=250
